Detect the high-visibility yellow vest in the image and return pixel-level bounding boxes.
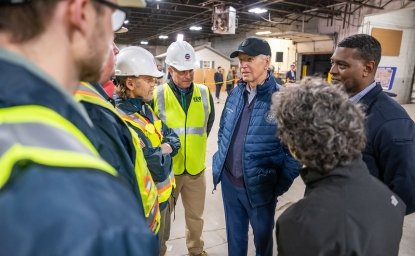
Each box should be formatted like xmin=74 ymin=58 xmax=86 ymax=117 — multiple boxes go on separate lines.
xmin=75 ymin=82 xmax=160 ymax=233
xmin=117 ymin=104 xmax=175 ymax=204
xmin=153 ymin=83 xmax=210 ymax=175
xmin=0 ymin=105 xmax=116 ymax=190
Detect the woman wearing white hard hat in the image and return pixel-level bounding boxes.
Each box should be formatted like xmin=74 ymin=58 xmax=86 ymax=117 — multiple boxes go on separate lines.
xmin=114 ymin=46 xmax=181 ymax=252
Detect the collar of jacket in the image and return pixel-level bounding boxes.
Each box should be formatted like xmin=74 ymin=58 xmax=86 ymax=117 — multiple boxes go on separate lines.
xmin=168 ymin=80 xmax=194 ymax=95
xmin=357 ymin=83 xmax=382 ymax=107
xmin=238 ymin=70 xmax=276 ymax=95
xmin=300 ymin=156 xmax=368 ymax=188
xmin=90 ymin=82 xmax=115 ymax=107
xmin=113 ymin=93 xmax=144 ymax=115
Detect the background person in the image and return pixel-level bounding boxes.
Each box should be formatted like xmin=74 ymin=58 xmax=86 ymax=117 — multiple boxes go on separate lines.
xmin=152 ymin=41 xmax=215 ymax=256
xmin=212 ymin=37 xmax=300 ymax=256
xmin=330 ymin=34 xmax=415 ymax=214
xmin=214 ymin=66 xmax=224 ymax=102
xmin=272 ymin=78 xmax=406 ymax=256
xmin=285 ymin=64 xmax=296 ymax=83
xmin=225 ymin=67 xmax=234 ymax=95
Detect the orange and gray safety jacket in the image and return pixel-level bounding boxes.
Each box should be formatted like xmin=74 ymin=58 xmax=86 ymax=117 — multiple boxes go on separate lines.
xmin=74 ymin=82 xmax=160 ymax=233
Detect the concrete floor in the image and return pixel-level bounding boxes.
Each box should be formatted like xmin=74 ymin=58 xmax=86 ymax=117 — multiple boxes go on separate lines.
xmin=166 ymin=97 xmax=415 ymax=256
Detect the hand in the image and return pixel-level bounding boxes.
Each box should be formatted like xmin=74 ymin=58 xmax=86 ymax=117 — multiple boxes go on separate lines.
xmin=160 ymin=143 xmax=173 ymax=155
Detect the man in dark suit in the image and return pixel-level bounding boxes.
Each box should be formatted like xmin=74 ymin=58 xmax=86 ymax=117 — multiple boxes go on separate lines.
xmin=330 ymin=34 xmax=415 ymax=215
xmin=285 ymin=64 xmax=296 ymax=83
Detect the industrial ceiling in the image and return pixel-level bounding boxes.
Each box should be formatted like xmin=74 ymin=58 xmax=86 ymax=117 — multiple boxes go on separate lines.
xmin=114 ymin=0 xmax=397 ymax=46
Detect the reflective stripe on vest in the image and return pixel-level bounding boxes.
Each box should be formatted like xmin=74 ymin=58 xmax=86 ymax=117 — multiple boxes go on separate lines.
xmin=153 ymin=83 xmax=210 ymax=175
xmin=117 ymin=107 xmax=163 ymax=148
xmin=0 ymin=105 xmax=116 ymax=189
xmin=75 ymin=82 xmax=160 ymax=233
xmin=117 ymin=105 xmax=175 ymax=204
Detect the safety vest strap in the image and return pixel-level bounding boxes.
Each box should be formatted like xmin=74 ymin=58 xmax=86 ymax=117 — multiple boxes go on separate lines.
xmin=156 ymin=83 xmax=210 ymax=127
xmin=155 ymin=170 xmax=175 ymax=203
xmin=75 ymin=82 xmax=118 ymax=115
xmin=156 ymin=84 xmax=167 ymax=122
xmin=0 ymin=105 xmax=117 ymax=189
xmin=194 ymin=83 xmax=210 ymax=129
xmin=117 ymin=107 xmax=163 ymax=148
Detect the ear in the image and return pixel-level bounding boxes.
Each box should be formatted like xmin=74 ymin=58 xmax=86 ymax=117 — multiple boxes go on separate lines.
xmin=363 ymin=60 xmax=375 ymax=77
xmin=265 ymin=56 xmax=271 ymax=70
xmin=67 ymin=0 xmax=89 ymax=36
xmin=125 ymin=78 xmax=136 ymax=91
xmin=168 ymin=66 xmax=174 ymax=75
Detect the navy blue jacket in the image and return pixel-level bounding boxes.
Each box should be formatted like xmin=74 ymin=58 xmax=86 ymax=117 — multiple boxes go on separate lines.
xmin=0 ymin=50 xmax=158 ymax=255
xmin=360 ymin=84 xmax=415 ymax=214
xmin=115 ymin=95 xmax=180 ymax=183
xmin=214 ymin=71 xmax=223 ymax=85
xmin=212 ymin=72 xmax=301 ymax=207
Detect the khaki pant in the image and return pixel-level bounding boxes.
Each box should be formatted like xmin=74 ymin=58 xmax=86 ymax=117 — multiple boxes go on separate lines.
xmin=164 ymin=171 xmax=206 ymax=255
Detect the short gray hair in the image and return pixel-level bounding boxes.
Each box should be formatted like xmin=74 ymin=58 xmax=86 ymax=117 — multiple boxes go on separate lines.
xmin=270 ymin=77 xmax=366 ymax=173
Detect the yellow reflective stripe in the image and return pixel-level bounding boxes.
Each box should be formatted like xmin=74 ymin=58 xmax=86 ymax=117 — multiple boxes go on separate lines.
xmin=0 ymin=144 xmax=116 ymax=189
xmin=0 ymin=106 xmax=98 ymax=156
xmin=75 ymin=82 xmax=117 ymax=114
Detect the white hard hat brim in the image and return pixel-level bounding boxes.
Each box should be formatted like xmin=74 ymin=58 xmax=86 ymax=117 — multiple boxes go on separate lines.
xmin=152 ymin=70 xmax=165 ymax=78
xmin=118 ymin=0 xmax=146 ymax=8
xmin=168 ymin=61 xmax=199 ymax=71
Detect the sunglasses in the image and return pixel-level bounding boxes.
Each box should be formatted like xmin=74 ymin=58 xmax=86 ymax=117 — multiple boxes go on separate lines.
xmin=94 ymin=0 xmax=126 ymax=32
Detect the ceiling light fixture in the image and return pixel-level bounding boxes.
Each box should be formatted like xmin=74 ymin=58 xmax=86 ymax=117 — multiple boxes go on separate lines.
xmin=124 ymin=20 xmax=129 ymax=24
xmin=248 ymin=8 xmax=267 ymax=14
xmin=256 ymin=31 xmax=271 ymax=35
xmin=189 ymin=26 xmax=202 ymax=31
xmin=140 ymin=41 xmax=148 ymax=45
xmin=176 ymin=34 xmax=184 ymax=41
xmin=159 ymin=35 xmax=168 ymax=39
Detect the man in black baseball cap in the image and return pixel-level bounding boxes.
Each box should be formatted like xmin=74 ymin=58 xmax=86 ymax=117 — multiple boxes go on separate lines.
xmin=212 ymin=37 xmax=300 ymax=256
xmin=230 ymin=37 xmax=272 ymax=58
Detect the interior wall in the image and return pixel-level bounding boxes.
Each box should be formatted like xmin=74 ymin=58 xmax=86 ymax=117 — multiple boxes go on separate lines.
xmin=361 ymin=8 xmax=415 ymax=103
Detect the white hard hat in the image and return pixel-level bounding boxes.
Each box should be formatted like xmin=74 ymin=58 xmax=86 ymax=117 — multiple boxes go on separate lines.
xmin=115 ymin=46 xmax=164 ymax=78
xmin=165 ymin=41 xmax=199 ymax=71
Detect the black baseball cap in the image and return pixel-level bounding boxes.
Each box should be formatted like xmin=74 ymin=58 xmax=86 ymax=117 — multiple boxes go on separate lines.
xmin=230 ymin=37 xmax=271 ymax=58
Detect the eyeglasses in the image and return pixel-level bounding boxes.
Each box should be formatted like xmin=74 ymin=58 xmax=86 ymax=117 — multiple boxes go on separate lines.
xmin=170 ymin=66 xmax=194 ymax=76
xmin=94 ymin=0 xmax=126 ymax=32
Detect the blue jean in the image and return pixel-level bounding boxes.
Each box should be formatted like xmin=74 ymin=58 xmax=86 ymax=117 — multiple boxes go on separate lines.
xmin=221 ymin=173 xmax=276 ymax=256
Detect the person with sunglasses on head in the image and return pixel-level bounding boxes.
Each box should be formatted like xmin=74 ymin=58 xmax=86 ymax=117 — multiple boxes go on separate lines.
xmin=0 ymin=0 xmax=159 ymax=255
xmin=152 ymin=41 xmax=215 ymax=256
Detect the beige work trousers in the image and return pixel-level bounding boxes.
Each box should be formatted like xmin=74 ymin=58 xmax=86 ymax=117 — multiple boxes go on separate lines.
xmin=164 ymin=171 xmax=206 ymax=255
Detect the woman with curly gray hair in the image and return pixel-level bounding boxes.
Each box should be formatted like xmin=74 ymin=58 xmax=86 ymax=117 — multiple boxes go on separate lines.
xmin=273 ymin=78 xmax=406 ymax=256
